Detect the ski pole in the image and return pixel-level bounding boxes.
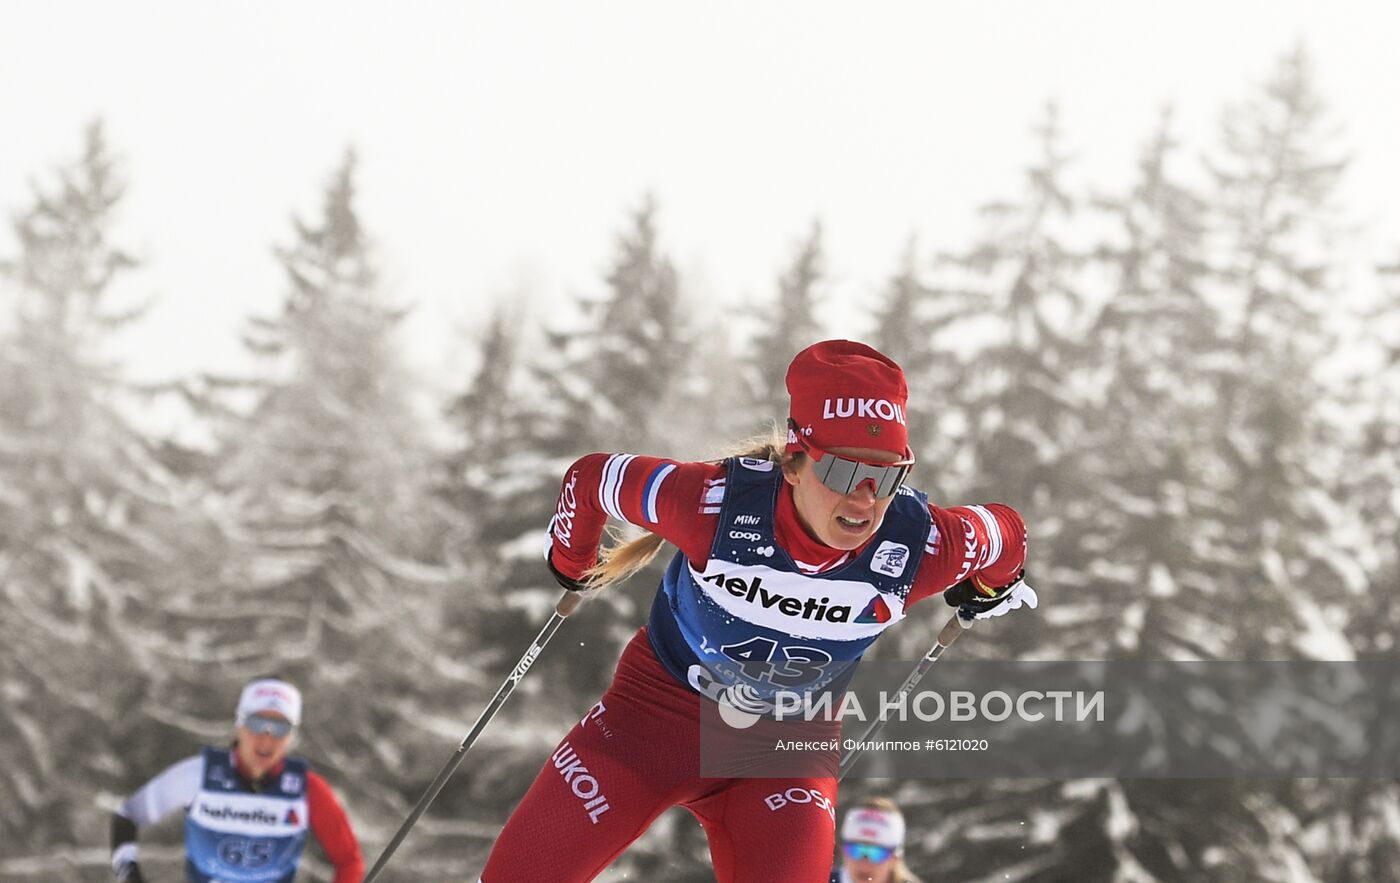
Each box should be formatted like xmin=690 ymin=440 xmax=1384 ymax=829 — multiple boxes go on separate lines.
xmin=363 ymin=590 xmax=588 ymax=883
xmin=837 ymin=606 xmax=975 ymax=782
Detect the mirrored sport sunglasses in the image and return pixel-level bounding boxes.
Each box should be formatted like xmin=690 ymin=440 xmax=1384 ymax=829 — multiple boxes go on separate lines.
xmin=789 ymin=420 xmax=915 ymax=499
xmin=844 ymin=842 xmax=895 ymax=863
xmin=242 ymin=714 xmax=294 ymax=738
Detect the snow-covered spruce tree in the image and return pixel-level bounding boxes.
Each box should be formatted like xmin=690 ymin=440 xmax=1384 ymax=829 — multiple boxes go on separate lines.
xmin=910 ymin=52 xmax=1352 ymax=883
xmin=745 ymin=219 xmax=827 ymax=427
xmin=438 ymin=199 xmax=711 ymax=865
xmin=927 ymin=102 xmax=1094 ymax=661
xmin=1055 ymin=50 xmax=1360 ymax=881
xmin=1201 ymin=44 xmax=1351 ymax=662
xmin=518 ymin=194 xmax=701 ymax=656
xmin=1344 ymin=256 xmax=1400 ymax=660
xmin=1087 ymin=47 xmax=1358 ymax=882
xmin=1058 ymin=110 xmax=1286 ymax=879
xmin=450 ymin=198 xmax=739 ymax=878
xmin=866 ymin=236 xmax=975 ymax=503
xmin=843 ymin=106 xmax=1102 ymax=882
xmin=439 ymin=303 xmax=534 ymax=571
xmin=931 ymin=107 xmax=1327 ymax=883
xmin=868 ymin=73 xmax=1352 ymax=878
xmin=534 ymin=194 xmax=697 ymax=455
xmin=862 ymin=238 xmax=993 ymax=669
xmin=413 ymin=301 xmax=567 ymax=861
xmin=444 ymin=307 xmax=524 ymax=499
xmin=171 ymin=151 xmax=457 ymax=833
xmin=0 ymin=122 xmax=209 ymax=852
xmin=1064 ymin=109 xmax=1226 ymax=661
xmin=931 ymin=103 xmax=1093 ymax=566
xmin=1292 ymin=255 xmax=1400 ymax=882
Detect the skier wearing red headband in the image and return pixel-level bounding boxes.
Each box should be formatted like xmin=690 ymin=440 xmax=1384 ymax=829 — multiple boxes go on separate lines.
xmin=480 ymin=340 xmax=1036 ymax=882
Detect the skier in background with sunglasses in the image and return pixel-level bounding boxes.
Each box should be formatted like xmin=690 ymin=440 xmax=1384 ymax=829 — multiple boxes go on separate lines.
xmin=109 ymin=676 xmax=364 ymax=883
xmin=833 ymin=797 xmax=922 ymax=883
xmin=481 ymin=339 xmax=1037 ymax=882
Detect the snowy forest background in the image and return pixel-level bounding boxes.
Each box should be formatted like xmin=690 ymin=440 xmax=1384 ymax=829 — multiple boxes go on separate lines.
xmin=3 ymin=46 xmax=1399 ymax=881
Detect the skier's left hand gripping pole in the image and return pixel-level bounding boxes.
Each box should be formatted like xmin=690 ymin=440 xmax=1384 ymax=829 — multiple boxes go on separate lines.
xmin=362 ymin=590 xmax=588 ymax=883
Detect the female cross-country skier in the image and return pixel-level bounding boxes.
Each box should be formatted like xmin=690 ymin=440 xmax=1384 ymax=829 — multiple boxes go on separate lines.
xmin=481 ymin=339 xmax=1036 ymax=882
xmin=831 ymin=797 xmax=921 ymax=883
xmin=109 ymin=676 xmax=364 ymax=883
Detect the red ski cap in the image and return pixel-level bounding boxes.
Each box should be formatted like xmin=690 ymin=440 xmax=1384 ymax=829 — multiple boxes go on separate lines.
xmin=786 ymin=340 xmax=909 ymax=456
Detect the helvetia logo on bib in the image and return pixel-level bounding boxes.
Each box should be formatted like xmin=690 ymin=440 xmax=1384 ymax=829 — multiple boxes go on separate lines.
xmin=855 ymin=595 xmax=892 ymax=624
xmin=699 ymin=571 xmax=852 ymax=623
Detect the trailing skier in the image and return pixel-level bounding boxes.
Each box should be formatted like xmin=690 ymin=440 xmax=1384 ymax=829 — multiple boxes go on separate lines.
xmin=109 ymin=677 xmax=364 ymax=883
xmin=831 ymin=797 xmax=921 ymax=883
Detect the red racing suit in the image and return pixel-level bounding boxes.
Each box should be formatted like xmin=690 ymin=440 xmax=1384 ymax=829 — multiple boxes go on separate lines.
xmin=480 ymin=453 xmax=1025 ymax=882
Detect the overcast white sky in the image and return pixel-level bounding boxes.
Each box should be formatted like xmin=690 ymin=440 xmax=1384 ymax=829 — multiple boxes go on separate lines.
xmin=3 ymin=0 xmax=1398 ymax=396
